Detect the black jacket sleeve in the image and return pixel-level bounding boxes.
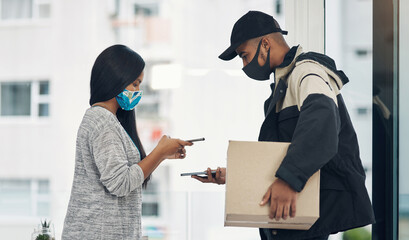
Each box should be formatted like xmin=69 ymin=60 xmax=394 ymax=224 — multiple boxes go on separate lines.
xmin=275 ymin=93 xmax=341 ymax=192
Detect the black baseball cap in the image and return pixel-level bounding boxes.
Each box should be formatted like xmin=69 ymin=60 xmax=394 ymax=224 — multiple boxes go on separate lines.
xmin=219 ymin=11 xmax=288 ymax=61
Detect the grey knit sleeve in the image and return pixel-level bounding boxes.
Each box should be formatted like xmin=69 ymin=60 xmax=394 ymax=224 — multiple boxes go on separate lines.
xmin=91 ymin=125 xmax=144 ymax=197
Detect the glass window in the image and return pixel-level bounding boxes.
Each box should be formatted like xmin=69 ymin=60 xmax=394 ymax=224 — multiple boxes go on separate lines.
xmin=0 ymin=179 xmax=50 ymax=218
xmin=134 ymin=1 xmax=159 ymax=17
xmin=134 ymin=63 xmax=162 ymax=118
xmin=39 ymin=81 xmax=49 ymax=95
xmin=0 ymin=0 xmax=51 ymax=21
xmin=137 ymin=103 xmax=159 ymax=118
xmin=275 ymin=0 xmax=282 ymax=15
xmin=37 ymin=179 xmax=49 ymax=194
xmin=38 ymin=103 xmax=49 ymax=117
xmin=399 ymin=0 xmax=409 ymax=239
xmin=142 ymin=179 xmax=160 ymax=217
xmin=36 ymin=201 xmax=50 ymax=216
xmin=0 ymin=179 xmax=31 ymax=216
xmin=0 ymin=0 xmax=32 ymax=20
xmin=326 ymin=0 xmax=373 ymax=238
xmin=142 ymin=202 xmax=159 ymax=216
xmin=38 ymin=80 xmax=51 ymax=117
xmin=0 ymin=82 xmax=31 ymax=116
xmin=38 ymin=3 xmax=50 ymax=18
xmin=0 ymin=80 xmax=50 ymax=118
xmin=326 ymin=0 xmax=373 ymax=179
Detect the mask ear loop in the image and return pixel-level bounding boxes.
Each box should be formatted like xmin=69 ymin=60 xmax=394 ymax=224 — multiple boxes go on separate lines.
xmin=251 ymin=39 xmax=270 ymax=68
xmin=264 ymin=46 xmax=271 ymax=68
xmin=251 ymin=40 xmax=263 ymax=66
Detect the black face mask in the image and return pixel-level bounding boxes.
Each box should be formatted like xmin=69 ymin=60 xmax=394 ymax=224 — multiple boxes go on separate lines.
xmin=242 ymin=40 xmax=272 ymax=81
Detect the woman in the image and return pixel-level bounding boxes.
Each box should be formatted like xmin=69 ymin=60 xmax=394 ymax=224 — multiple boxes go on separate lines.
xmin=62 ymin=45 xmax=192 ymax=240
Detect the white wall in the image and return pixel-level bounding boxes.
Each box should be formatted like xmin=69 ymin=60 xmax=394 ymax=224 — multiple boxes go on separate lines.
xmin=0 ymin=0 xmax=116 ymax=238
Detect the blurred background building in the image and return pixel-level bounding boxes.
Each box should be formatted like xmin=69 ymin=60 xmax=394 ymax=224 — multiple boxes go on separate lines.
xmin=0 ymin=0 xmax=406 ymax=239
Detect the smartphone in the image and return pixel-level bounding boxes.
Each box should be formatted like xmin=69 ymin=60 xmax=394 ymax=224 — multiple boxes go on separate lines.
xmin=185 ymin=137 xmax=205 ymax=142
xmin=180 ymin=170 xmax=216 ymax=178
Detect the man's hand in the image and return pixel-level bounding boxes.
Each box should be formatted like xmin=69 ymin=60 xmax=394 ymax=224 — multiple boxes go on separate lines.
xmin=191 ymin=167 xmax=226 ymax=185
xmin=260 ymin=178 xmax=298 ymax=220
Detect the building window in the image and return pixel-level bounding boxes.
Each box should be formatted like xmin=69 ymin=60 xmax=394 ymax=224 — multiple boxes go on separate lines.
xmin=142 ymin=202 xmax=159 ymax=216
xmin=142 ymin=180 xmax=160 ymax=217
xmin=0 ymin=80 xmax=50 ymax=118
xmin=133 ymin=0 xmax=159 ymax=17
xmin=0 ymin=0 xmax=51 ymax=21
xmin=355 ymin=48 xmax=372 ymax=58
xmin=357 ymin=107 xmax=370 ymax=116
xmin=0 ymin=82 xmax=31 ymax=116
xmin=0 ymin=179 xmax=50 ymax=218
xmin=275 ymin=0 xmax=282 ymax=15
xmin=134 ymin=63 xmax=162 ymax=119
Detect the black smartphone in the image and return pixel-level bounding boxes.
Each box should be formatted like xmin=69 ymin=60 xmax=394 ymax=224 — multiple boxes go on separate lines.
xmin=180 ymin=170 xmax=216 ymax=178
xmin=185 ymin=137 xmax=205 ymax=142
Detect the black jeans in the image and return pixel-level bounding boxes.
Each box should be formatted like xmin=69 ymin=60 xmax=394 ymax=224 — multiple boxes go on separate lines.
xmin=260 ymin=229 xmax=329 ymax=240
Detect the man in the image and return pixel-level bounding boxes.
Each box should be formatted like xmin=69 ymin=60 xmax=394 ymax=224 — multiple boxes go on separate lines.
xmin=193 ymin=10 xmax=375 ymax=240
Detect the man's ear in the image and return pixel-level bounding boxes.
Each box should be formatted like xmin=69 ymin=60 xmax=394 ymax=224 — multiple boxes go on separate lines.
xmin=261 ymin=37 xmax=271 ymax=51
xmin=260 ymin=37 xmax=271 ymax=61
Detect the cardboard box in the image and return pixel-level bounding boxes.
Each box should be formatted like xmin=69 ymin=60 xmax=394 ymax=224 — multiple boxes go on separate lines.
xmin=225 ymin=141 xmax=320 ymax=230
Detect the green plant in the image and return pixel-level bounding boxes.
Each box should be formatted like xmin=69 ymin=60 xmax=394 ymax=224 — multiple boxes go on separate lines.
xmin=36 ymin=234 xmax=51 ymax=240
xmin=35 ymin=219 xmax=52 ymax=240
xmin=41 ymin=220 xmax=51 ymax=229
xmin=342 ymin=227 xmax=371 ymax=240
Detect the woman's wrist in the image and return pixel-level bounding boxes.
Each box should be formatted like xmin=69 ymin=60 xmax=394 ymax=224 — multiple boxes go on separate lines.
xmin=150 ymin=147 xmax=166 ymax=163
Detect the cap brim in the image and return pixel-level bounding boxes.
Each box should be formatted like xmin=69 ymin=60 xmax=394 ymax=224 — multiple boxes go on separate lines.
xmin=218 ymin=42 xmax=241 ymax=61
xmin=219 ymin=29 xmax=288 ymax=61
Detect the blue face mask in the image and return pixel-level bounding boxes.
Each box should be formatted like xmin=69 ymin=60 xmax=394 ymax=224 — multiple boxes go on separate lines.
xmin=116 ymin=89 xmax=143 ymax=111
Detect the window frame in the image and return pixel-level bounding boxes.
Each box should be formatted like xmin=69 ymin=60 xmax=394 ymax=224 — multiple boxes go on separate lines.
xmin=372 ymin=0 xmax=400 ymax=239
xmin=0 ymin=79 xmax=51 ymax=123
xmin=0 ymin=178 xmax=51 ymax=222
xmin=0 ymin=0 xmax=52 ymax=25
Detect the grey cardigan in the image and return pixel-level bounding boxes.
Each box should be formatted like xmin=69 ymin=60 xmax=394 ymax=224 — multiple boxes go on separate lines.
xmin=62 ymin=106 xmax=145 ymax=240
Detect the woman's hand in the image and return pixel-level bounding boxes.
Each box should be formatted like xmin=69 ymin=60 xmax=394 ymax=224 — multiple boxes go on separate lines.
xmin=139 ymin=135 xmax=193 ymax=180
xmin=192 ymin=167 xmax=226 ymax=185
xmin=154 ymin=135 xmax=193 ymax=160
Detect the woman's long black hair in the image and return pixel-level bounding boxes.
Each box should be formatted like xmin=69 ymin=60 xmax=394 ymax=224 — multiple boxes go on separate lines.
xmin=89 ymin=45 xmax=150 ymax=188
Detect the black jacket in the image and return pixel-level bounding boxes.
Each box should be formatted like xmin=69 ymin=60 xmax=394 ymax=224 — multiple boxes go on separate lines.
xmin=259 ymin=46 xmax=375 ymax=239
